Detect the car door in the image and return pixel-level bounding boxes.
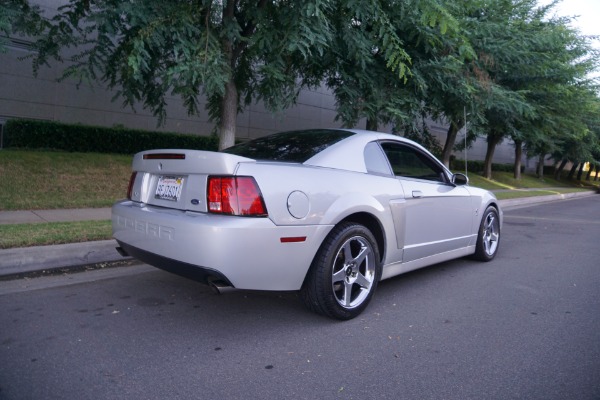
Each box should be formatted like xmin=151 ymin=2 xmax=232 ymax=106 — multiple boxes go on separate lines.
xmin=380 ymin=141 xmax=473 ymax=263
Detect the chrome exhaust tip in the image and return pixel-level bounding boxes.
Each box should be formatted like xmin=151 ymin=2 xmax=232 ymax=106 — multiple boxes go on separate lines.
xmin=208 ymin=279 xmax=235 ymax=295
xmin=115 ymin=246 xmax=129 ymax=257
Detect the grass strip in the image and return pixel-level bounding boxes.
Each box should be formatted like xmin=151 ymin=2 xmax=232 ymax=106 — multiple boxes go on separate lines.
xmin=494 ymin=188 xmax=591 ymax=200
xmin=0 ymin=220 xmax=112 ymax=249
xmin=467 ymin=171 xmax=599 ymax=191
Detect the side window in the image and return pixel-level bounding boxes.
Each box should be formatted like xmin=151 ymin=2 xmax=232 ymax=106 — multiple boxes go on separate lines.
xmin=380 ymin=142 xmax=446 ymax=183
xmin=364 ymin=142 xmax=392 ymax=175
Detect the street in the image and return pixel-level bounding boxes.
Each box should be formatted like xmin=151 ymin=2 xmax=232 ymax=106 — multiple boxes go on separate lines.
xmin=1 ymin=196 xmax=599 ymax=400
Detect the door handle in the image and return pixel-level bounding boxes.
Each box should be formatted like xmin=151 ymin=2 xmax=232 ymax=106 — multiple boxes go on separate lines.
xmin=412 ymin=190 xmax=423 ymax=198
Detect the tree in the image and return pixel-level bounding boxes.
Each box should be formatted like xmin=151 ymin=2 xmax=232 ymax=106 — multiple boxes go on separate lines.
xmin=465 ymin=0 xmax=553 ymax=179
xmin=394 ymin=0 xmax=537 ymax=169
xmin=517 ymin=4 xmax=599 ymax=180
xmin=29 ymin=1 xmax=332 ymax=149
xmin=319 ymin=0 xmax=468 ymax=140
xmin=463 ymin=0 xmax=599 ymax=180
xmin=11 ymin=0 xmax=600 ymax=168
xmin=0 ymin=0 xmax=45 ymax=52
xmin=26 ymin=0 xmax=419 ymax=150
xmin=413 ymin=0 xmax=483 ymax=167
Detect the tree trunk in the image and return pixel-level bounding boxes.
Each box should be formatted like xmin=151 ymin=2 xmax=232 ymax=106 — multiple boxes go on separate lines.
xmin=595 ymin=165 xmax=599 ymax=181
xmin=566 ymin=162 xmax=578 ymax=180
xmin=366 ymin=118 xmax=378 ymax=131
xmin=585 ymin=164 xmax=593 ymax=181
xmin=482 ymin=132 xmax=502 ymax=179
xmin=218 ymin=79 xmax=238 ymax=150
xmin=440 ymin=119 xmax=463 ymax=168
xmin=576 ymin=162 xmax=585 ymax=181
xmin=536 ymin=154 xmax=545 ymax=179
xmin=554 ymin=159 xmax=568 ymax=180
xmin=513 ymin=140 xmax=522 ymax=180
xmin=218 ymin=2 xmax=238 ymax=151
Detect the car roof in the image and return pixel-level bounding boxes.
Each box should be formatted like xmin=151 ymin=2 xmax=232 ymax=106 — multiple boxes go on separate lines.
xmin=304 ymin=129 xmax=433 ymax=173
xmin=224 ymin=128 xmax=440 ymax=174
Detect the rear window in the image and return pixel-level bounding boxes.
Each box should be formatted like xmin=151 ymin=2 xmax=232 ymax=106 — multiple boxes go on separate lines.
xmin=222 ymin=129 xmax=354 ymax=162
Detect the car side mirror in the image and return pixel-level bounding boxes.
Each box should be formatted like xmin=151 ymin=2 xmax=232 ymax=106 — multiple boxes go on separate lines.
xmin=452 ymin=173 xmax=469 ymax=186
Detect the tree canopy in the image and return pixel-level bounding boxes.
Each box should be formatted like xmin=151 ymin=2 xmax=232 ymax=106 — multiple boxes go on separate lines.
xmin=0 ymin=0 xmax=44 ymax=52
xmin=5 ymin=0 xmax=600 ymax=176
xmin=22 ymin=0 xmax=429 ymax=150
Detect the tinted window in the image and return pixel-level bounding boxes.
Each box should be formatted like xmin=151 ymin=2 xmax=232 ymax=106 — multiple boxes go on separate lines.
xmin=222 ymin=129 xmax=354 ymax=162
xmin=380 ymin=142 xmax=446 ymax=182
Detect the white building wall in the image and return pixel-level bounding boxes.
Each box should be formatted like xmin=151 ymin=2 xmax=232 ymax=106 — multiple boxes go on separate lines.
xmin=0 ymin=39 xmax=345 ymax=139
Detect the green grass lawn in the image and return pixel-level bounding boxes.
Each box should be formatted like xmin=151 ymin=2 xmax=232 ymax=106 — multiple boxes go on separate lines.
xmin=0 ymin=149 xmax=131 ymax=210
xmin=0 ymin=220 xmax=112 ymax=249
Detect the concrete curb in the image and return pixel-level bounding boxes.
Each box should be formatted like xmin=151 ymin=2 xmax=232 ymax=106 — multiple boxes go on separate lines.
xmin=498 ymin=190 xmax=597 ymax=209
xmin=0 ymin=240 xmax=129 ymax=278
xmin=0 ymin=190 xmax=597 ymax=279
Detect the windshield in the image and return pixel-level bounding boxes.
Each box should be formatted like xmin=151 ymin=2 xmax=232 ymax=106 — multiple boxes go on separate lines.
xmin=222 ymin=129 xmax=354 ymax=162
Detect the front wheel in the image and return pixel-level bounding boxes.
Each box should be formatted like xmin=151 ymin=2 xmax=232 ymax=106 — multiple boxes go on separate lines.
xmin=300 ymin=222 xmax=382 ymax=320
xmin=472 ymin=206 xmax=500 ymax=261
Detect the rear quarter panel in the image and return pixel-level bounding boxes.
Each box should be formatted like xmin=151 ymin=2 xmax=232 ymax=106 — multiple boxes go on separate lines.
xmin=235 ymin=162 xmax=405 ymax=263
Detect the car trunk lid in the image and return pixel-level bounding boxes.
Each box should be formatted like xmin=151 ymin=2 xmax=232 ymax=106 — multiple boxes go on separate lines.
xmin=127 ymin=150 xmax=255 ymax=212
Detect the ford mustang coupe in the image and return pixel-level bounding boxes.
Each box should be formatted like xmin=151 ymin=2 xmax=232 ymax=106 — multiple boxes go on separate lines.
xmin=112 ymin=129 xmax=501 ymax=319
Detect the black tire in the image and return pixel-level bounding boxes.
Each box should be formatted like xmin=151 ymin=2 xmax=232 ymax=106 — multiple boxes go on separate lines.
xmin=300 ymin=222 xmax=382 ymax=320
xmin=472 ymin=206 xmax=500 ymax=261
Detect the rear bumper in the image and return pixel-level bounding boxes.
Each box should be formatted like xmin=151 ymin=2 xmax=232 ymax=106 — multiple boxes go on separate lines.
xmin=116 ymin=240 xmax=233 ymax=286
xmin=112 ymin=201 xmax=332 ymax=290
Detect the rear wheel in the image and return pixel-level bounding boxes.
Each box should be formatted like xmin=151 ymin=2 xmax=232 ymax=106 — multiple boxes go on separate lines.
xmin=300 ymin=222 xmax=381 ymax=320
xmin=472 ymin=206 xmax=500 ymax=261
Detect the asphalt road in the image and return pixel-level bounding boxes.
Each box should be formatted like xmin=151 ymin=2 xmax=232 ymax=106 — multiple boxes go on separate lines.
xmin=1 ymin=196 xmax=599 ymax=400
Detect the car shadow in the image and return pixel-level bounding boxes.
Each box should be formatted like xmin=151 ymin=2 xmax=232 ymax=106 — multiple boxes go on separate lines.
xmin=99 ymin=255 xmax=480 ymax=331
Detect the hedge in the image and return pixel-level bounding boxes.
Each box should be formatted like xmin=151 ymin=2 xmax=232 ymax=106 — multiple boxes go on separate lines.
xmin=450 ymin=158 xmax=524 ymax=173
xmin=3 ymin=119 xmax=218 ymax=154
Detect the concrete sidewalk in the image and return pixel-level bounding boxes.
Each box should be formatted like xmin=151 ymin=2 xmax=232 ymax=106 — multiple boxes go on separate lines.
xmin=0 ymin=190 xmax=597 ymax=279
xmin=0 ymin=207 xmax=111 ymax=225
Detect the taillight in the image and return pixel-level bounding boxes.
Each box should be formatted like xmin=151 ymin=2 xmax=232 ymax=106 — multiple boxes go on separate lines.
xmin=127 ymin=172 xmax=137 ymax=200
xmin=207 ymin=176 xmax=268 ymax=217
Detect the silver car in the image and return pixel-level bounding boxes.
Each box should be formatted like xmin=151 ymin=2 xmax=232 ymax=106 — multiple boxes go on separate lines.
xmin=112 ymin=129 xmax=501 ymax=319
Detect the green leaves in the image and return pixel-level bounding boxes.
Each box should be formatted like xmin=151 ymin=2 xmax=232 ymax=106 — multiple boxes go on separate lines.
xmin=8 ymin=0 xmax=598 ymax=159
xmin=0 ymin=0 xmax=46 ymax=53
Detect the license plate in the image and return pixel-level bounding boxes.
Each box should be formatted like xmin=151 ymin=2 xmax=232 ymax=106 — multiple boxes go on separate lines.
xmin=155 ymin=176 xmax=184 ymax=201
